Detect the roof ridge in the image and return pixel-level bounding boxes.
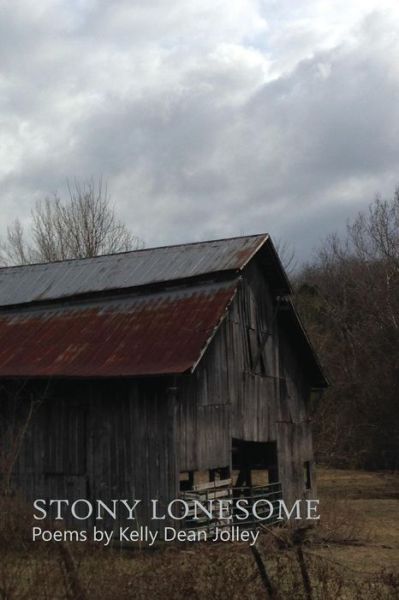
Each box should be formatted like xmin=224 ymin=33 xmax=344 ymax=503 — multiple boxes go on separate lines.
xmin=0 ymin=234 xmax=286 ymax=308
xmin=0 ymin=233 xmax=268 ymax=271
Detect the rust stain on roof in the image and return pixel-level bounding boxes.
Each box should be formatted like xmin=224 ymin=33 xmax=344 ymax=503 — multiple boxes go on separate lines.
xmin=0 ymin=281 xmax=237 ymax=378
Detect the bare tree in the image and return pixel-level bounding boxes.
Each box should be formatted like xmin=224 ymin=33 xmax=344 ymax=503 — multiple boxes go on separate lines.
xmin=295 ymin=189 xmax=399 ymax=469
xmin=275 ymin=238 xmax=297 ymax=276
xmin=0 ymin=178 xmax=142 ymax=265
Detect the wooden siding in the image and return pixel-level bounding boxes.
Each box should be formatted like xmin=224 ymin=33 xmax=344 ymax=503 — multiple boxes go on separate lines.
xmin=177 ymin=257 xmax=315 ymax=504
xmin=2 ymin=379 xmax=178 ymax=530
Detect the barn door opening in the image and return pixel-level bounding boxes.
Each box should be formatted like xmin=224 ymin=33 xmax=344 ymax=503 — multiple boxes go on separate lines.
xmin=232 ymin=439 xmax=279 ymax=487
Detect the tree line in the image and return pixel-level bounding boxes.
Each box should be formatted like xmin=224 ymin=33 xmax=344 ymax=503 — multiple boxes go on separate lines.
xmin=296 ymin=190 xmax=399 ymax=469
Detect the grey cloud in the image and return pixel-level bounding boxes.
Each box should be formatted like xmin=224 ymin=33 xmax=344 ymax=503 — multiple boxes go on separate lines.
xmin=1 ymin=3 xmax=399 ymax=262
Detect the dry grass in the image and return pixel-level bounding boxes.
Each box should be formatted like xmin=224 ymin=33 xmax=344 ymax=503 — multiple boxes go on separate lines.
xmin=0 ymin=468 xmax=398 ymax=599
xmin=315 ymin=466 xmax=399 ymax=576
xmin=317 ymin=468 xmax=399 ymax=500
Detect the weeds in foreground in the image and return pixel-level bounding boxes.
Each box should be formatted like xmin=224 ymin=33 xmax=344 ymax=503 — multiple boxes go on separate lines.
xmin=0 ymin=494 xmax=398 ymax=600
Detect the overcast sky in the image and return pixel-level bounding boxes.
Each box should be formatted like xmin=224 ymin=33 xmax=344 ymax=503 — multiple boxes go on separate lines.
xmin=1 ymin=1 xmax=399 ymax=261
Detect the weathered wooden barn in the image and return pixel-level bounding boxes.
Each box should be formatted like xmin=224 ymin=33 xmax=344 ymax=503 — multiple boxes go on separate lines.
xmin=0 ymin=234 xmax=327 ymax=530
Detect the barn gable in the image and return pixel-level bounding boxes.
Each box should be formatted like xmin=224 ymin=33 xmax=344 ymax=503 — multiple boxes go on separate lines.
xmin=176 ymin=255 xmax=326 ymax=506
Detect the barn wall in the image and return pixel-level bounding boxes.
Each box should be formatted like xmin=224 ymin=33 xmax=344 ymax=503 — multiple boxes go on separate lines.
xmin=277 ymin=324 xmax=315 ymax=505
xmin=177 ymin=260 xmax=279 ymax=473
xmin=177 ymin=258 xmax=316 ymax=504
xmin=2 ymin=379 xmax=177 ymax=530
xmin=177 ymin=326 xmax=231 ymax=472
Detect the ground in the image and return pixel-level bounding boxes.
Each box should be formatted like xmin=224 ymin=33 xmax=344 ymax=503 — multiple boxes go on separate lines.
xmin=316 ymin=468 xmax=399 ymax=573
xmin=1 ymin=467 xmax=398 ymax=599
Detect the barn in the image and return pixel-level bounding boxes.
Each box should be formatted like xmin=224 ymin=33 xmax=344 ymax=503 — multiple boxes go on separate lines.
xmin=0 ymin=234 xmax=327 ymax=531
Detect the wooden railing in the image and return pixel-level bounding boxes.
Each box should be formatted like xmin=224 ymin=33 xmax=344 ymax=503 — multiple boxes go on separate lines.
xmin=180 ymin=480 xmax=283 ymax=533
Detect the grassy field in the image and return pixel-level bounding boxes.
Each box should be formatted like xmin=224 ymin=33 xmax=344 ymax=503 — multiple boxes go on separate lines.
xmin=316 ymin=468 xmax=399 ymax=573
xmin=1 ymin=468 xmax=398 ymax=599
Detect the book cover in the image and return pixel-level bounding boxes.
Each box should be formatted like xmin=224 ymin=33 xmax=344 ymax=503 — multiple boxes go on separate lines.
xmin=0 ymin=3 xmax=398 ymax=599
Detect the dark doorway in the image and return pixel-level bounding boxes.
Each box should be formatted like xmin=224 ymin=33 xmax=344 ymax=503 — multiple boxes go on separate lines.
xmin=232 ymin=439 xmax=278 ymax=487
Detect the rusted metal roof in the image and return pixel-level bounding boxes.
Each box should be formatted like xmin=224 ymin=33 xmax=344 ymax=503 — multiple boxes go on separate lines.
xmin=0 ymin=234 xmax=272 ymax=307
xmin=0 ymin=281 xmax=237 ymax=378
